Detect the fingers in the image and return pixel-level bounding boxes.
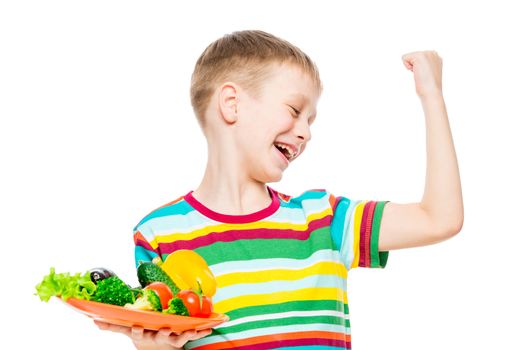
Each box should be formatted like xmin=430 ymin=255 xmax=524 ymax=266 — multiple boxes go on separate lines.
xmin=168 ymin=330 xmax=196 ymax=348
xmin=131 ymin=325 xmax=145 ymax=341
xmin=94 ymin=320 xmax=213 ymax=348
xmin=93 ymin=320 xmax=109 ymax=330
xmin=192 ymin=329 xmax=213 ymax=340
xmin=166 ymin=329 xmax=213 ymax=348
xmin=154 ymin=328 xmax=174 ymax=344
xmin=131 ymin=326 xmax=164 ymax=345
xmin=94 ymin=320 xmax=131 ymax=337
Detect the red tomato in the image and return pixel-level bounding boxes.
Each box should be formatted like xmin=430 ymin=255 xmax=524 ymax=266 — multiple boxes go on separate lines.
xmin=198 ymin=296 xmax=213 ymax=318
xmin=145 ymin=282 xmax=174 ymax=310
xmin=177 ymin=290 xmax=201 ymax=317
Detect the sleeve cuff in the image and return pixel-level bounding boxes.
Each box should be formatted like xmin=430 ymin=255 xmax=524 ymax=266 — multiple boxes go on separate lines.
xmin=370 ymin=201 xmax=389 ymax=268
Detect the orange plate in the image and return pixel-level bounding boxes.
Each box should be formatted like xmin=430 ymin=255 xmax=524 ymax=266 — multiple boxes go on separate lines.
xmin=61 ymin=298 xmax=229 ymax=333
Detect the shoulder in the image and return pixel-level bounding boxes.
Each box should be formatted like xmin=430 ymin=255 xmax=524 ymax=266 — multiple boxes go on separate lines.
xmin=286 ymin=188 xmax=354 ymax=216
xmin=132 ymin=192 xmax=193 ymax=232
xmin=270 ymin=187 xmax=335 ymax=212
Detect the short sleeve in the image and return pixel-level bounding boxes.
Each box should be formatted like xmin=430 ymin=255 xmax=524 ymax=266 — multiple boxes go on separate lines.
xmin=133 ymin=222 xmax=161 ymax=268
xmin=329 ymin=192 xmax=390 ymax=270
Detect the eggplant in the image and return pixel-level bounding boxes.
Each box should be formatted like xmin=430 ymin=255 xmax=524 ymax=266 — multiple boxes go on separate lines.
xmin=89 ymin=267 xmax=116 ymax=284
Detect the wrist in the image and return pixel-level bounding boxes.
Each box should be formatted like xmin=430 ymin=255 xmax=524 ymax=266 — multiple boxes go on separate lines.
xmin=419 ymin=90 xmax=444 ymax=101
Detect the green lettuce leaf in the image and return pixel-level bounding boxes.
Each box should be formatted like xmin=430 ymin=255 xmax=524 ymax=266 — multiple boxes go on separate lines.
xmin=35 ymin=267 xmax=97 ymax=302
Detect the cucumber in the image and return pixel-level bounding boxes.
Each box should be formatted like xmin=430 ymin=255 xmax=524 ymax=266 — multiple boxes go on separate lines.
xmin=137 ymin=262 xmax=180 ymax=295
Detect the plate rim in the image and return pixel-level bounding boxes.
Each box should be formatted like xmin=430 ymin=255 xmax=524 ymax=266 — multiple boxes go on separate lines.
xmin=58 ymin=297 xmax=229 ymax=332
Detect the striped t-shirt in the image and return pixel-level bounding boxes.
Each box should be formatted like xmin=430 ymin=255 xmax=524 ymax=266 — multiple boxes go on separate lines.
xmin=133 ymin=186 xmax=389 ymax=349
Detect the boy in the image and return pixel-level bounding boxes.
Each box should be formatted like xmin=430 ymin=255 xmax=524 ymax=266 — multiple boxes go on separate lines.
xmin=95 ymin=29 xmax=463 ymax=349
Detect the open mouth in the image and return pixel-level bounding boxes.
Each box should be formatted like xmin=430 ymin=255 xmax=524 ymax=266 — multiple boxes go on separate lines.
xmin=274 ymin=143 xmax=295 ymax=161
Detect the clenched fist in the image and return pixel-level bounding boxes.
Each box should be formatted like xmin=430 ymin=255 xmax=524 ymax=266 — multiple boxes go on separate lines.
xmin=402 ymin=50 xmax=443 ymax=98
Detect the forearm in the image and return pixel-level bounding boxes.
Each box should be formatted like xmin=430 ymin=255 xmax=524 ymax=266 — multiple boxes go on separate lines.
xmin=419 ymin=93 xmax=464 ymax=234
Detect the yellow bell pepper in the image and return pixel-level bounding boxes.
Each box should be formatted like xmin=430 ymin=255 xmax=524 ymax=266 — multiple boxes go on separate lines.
xmin=160 ymin=250 xmax=217 ymax=297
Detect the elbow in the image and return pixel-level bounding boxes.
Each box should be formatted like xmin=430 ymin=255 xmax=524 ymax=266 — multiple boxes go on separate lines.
xmin=438 ymin=216 xmax=464 ymax=239
xmin=424 ymin=202 xmax=464 ymax=239
xmin=450 ymin=207 xmax=465 ymax=235
xmin=425 ymin=208 xmax=463 ymax=241
xmin=454 ymin=215 xmax=464 ymax=234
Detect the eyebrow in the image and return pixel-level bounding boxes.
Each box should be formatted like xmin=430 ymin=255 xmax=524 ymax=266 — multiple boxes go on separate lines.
xmin=289 ymin=93 xmax=309 ymax=103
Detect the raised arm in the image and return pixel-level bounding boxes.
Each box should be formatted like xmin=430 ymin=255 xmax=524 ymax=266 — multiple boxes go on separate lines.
xmin=379 ymin=51 xmax=464 ymax=251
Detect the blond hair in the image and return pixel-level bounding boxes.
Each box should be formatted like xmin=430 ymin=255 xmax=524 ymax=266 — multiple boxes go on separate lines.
xmin=189 ymin=30 xmax=323 ymax=131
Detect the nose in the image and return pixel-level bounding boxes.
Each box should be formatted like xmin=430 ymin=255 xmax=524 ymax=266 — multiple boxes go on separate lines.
xmin=294 ymin=118 xmax=312 ymax=143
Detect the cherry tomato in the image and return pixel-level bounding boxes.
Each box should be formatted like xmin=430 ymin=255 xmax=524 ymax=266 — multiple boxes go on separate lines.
xmin=198 ymin=295 xmax=213 ymax=318
xmin=177 ymin=290 xmax=201 ymax=317
xmin=145 ymin=282 xmax=174 ymax=310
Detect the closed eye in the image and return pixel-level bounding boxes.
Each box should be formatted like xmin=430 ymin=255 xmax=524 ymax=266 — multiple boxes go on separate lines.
xmin=290 ymin=106 xmax=300 ymax=116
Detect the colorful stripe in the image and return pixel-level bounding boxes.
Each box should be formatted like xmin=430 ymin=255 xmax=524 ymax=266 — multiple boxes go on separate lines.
xmin=350 ymin=201 xmax=365 ymax=269
xmin=133 ymin=186 xmax=389 ymax=349
xmin=187 ymin=330 xmax=350 ymax=350
xmin=155 ymin=214 xmax=332 ymax=252
xmin=372 ymin=201 xmax=389 ymax=267
xmin=359 ymin=201 xmax=377 ymax=267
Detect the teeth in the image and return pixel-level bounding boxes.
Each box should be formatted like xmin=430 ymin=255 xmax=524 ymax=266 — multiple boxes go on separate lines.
xmin=274 ymin=142 xmax=297 ymax=159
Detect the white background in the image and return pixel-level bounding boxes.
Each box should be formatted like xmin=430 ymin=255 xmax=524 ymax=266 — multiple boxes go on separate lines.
xmin=1 ymin=1 xmax=523 ymax=349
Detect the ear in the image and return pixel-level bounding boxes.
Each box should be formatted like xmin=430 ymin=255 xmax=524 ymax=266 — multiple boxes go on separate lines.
xmin=218 ymin=82 xmax=239 ymax=124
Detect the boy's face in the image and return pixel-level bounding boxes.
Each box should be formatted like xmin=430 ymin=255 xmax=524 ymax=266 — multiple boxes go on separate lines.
xmin=231 ymin=62 xmax=320 ymax=183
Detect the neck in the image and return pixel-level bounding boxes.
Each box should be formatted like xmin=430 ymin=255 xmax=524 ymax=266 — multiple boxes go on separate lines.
xmin=192 ymin=147 xmax=272 ymax=216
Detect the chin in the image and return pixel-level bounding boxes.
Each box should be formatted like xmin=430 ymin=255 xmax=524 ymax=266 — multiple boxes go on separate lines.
xmin=257 ymin=169 xmax=284 ymax=184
